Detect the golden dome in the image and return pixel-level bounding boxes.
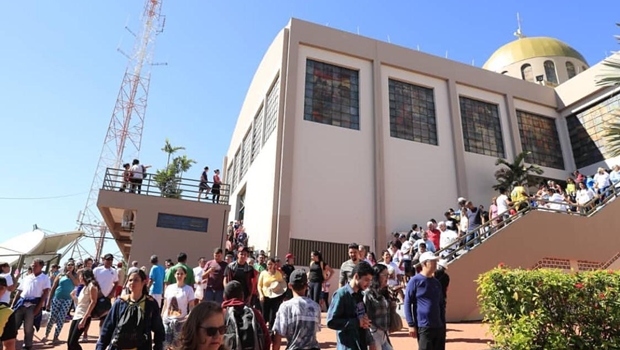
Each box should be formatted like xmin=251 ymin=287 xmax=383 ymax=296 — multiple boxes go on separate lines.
xmin=483 ymin=37 xmax=588 ymax=72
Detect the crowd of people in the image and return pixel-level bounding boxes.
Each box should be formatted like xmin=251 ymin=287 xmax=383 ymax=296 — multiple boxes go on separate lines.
xmin=1 ymin=167 xmax=615 ymax=350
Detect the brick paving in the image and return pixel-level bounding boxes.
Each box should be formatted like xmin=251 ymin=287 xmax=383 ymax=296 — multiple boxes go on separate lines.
xmin=20 ymin=314 xmax=492 ymax=350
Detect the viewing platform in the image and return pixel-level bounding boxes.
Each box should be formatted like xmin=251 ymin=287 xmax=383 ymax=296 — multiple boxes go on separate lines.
xmin=97 ymin=168 xmax=231 ymax=264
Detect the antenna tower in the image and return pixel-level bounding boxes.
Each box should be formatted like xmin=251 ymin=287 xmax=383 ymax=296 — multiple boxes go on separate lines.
xmin=74 ymin=0 xmax=165 ymax=262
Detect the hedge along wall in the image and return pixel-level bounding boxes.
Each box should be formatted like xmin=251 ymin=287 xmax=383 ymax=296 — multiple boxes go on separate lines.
xmin=477 ymin=264 xmax=620 ymax=350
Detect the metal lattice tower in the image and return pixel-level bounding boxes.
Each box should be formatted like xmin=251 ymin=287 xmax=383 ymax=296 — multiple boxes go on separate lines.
xmin=75 ymin=0 xmax=165 ymax=262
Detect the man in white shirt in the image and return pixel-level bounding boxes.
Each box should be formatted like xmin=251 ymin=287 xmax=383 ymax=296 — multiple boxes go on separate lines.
xmin=438 ymin=221 xmax=459 ymax=259
xmin=94 ymin=254 xmax=119 ymax=299
xmin=11 ymin=259 xmax=50 ymax=350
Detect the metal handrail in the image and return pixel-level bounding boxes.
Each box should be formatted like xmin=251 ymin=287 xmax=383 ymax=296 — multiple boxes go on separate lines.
xmin=101 ymin=167 xmax=231 ymax=205
xmin=417 ymin=184 xmax=620 ymax=267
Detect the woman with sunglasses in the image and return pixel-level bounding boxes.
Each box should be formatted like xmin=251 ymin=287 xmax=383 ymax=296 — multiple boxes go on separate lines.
xmin=43 ymin=261 xmax=79 ymax=344
xmin=179 ymin=301 xmax=227 ymax=350
xmin=97 ymin=270 xmax=164 ymax=350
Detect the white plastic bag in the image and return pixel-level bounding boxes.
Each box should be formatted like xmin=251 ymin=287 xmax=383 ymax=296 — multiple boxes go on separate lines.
xmin=194 ymin=286 xmax=204 ymax=300
xmin=40 ymin=310 xmax=51 ymax=328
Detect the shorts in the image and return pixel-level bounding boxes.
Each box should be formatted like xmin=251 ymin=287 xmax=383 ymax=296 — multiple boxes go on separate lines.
xmin=0 ymin=312 xmax=17 ymax=341
xmin=199 ymin=182 xmax=211 ymax=191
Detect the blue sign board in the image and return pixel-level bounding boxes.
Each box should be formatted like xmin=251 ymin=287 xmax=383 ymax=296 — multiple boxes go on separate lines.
xmin=156 ymin=213 xmax=208 ymax=232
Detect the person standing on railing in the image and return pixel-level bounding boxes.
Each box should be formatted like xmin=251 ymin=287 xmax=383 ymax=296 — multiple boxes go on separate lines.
xmin=129 ymin=159 xmax=151 ymax=194
xmin=212 ymin=169 xmax=221 ymax=204
xmin=198 ymin=166 xmax=211 ymax=202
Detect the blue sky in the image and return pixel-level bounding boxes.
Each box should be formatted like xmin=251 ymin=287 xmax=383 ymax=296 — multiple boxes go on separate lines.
xmin=0 ymin=1 xmax=617 ymax=257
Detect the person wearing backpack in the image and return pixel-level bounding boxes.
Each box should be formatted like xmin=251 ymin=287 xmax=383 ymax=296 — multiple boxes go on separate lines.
xmin=221 ymin=281 xmax=270 ymax=350
xmin=96 ymin=270 xmax=164 ymax=350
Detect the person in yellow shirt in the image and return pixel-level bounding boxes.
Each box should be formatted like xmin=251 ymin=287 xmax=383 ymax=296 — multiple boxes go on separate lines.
xmin=510 ymin=181 xmax=529 ymax=212
xmin=257 ymin=258 xmax=287 ymax=332
xmin=0 ymin=276 xmax=16 ymax=350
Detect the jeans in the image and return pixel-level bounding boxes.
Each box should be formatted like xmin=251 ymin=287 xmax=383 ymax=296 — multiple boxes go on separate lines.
xmin=308 ymin=281 xmax=322 ymax=304
xmin=204 ymin=289 xmax=224 ymax=304
xmin=371 ymin=329 xmax=393 ymax=350
xmin=13 ymin=305 xmax=35 ymax=348
xmin=417 ymin=327 xmax=446 ymax=350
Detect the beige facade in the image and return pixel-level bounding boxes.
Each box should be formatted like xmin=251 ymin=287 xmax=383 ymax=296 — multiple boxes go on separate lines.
xmin=98 ymin=189 xmax=230 ymax=267
xmin=223 ymin=18 xmax=620 ymax=263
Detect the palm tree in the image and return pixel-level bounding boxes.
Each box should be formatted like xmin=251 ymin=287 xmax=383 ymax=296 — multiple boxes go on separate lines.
xmin=596 ymin=23 xmax=620 ymax=157
xmin=493 ymin=151 xmax=544 ymax=190
xmin=161 ymin=138 xmax=185 ymax=166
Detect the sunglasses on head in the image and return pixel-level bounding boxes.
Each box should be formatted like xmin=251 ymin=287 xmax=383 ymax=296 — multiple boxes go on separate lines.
xmin=200 ymin=325 xmax=226 ymax=336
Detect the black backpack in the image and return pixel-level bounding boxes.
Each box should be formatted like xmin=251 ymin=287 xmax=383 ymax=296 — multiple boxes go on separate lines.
xmin=111 ymin=296 xmax=148 ymax=349
xmin=223 ymin=305 xmax=264 ymax=350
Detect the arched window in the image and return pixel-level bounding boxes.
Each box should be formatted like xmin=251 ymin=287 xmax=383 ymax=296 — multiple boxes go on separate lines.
xmin=566 ymin=62 xmax=576 ymax=79
xmin=544 ymin=60 xmax=558 ymax=84
xmin=521 ymin=64 xmax=533 ymax=82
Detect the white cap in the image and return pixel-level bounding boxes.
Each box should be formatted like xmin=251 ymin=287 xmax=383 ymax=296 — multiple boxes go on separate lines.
xmin=457 ymin=197 xmax=467 ymax=203
xmin=438 ymin=259 xmax=449 ymax=270
xmin=419 ymin=252 xmax=440 ymax=264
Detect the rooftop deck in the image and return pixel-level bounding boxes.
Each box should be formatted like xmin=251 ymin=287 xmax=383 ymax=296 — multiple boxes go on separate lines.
xmin=102 ymin=167 xmax=231 ymax=205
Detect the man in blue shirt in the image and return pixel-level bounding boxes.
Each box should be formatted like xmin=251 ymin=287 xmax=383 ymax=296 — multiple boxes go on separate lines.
xmin=148 ymin=255 xmax=165 ymax=309
xmin=404 ymin=252 xmax=445 ymax=350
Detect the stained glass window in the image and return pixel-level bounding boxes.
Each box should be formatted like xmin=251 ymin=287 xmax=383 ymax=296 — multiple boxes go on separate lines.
xmin=264 ymin=77 xmax=280 ymax=142
xmin=517 ymin=111 xmax=564 ymax=169
xmin=460 ymin=96 xmax=505 ymax=158
xmin=567 ymin=94 xmax=620 ymax=168
xmin=304 ymin=59 xmax=360 ymax=130
xmin=388 ymin=79 xmax=437 ymax=145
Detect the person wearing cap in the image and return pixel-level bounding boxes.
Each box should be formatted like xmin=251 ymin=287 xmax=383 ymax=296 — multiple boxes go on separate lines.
xmin=221 ymin=281 xmax=271 ymax=350
xmin=404 ymin=252 xmax=445 ymax=349
xmin=272 ymin=269 xmax=321 ymax=350
xmin=0 ymin=276 xmax=17 ymax=350
xmin=148 ymin=255 xmax=165 ymax=308
xmin=280 ymin=254 xmax=295 ymax=300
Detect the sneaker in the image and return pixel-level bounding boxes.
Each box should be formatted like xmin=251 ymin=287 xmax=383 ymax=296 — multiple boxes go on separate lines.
xmin=81 ymin=335 xmax=89 ymax=342
xmin=52 ymin=338 xmax=62 ymax=345
xmin=41 ymin=337 xmax=48 ymax=344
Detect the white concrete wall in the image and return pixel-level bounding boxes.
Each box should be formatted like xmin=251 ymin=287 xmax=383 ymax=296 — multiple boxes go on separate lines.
xmin=234 ymin=136 xmax=278 ymax=253
xmin=457 ymin=85 xmax=513 ymax=207
xmin=381 ymin=67 xmax=459 ymax=232
xmin=288 ymin=45 xmax=375 ymax=246
xmin=223 ymin=30 xmax=285 ymax=253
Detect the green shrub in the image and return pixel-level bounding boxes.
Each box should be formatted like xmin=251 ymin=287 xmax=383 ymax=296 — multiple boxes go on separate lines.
xmin=477 ymin=264 xmax=620 ymax=350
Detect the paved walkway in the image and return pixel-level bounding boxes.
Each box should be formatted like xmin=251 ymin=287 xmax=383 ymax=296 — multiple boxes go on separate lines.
xmin=20 ymin=315 xmax=492 ymax=350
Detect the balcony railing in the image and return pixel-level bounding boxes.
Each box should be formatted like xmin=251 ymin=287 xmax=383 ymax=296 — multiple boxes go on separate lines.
xmin=419 ymin=184 xmax=620 ymax=267
xmin=102 ymin=167 xmax=230 ymax=205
